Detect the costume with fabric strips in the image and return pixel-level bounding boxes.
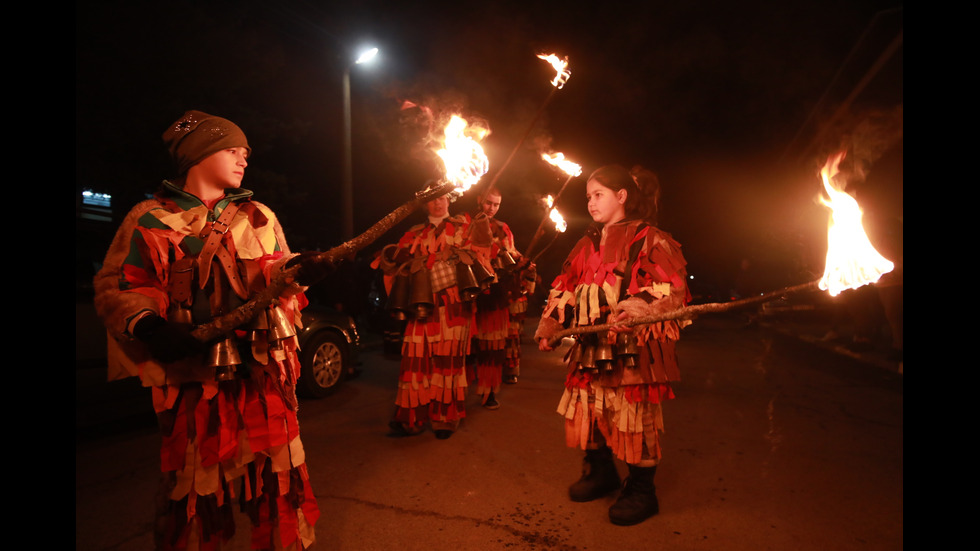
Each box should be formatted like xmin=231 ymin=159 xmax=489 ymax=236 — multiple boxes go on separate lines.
xmin=534 ymin=218 xmax=690 ymax=465
xmin=373 ymin=213 xmax=477 ymax=433
xmin=467 ymin=214 xmax=522 ymax=402
xmin=94 ymin=181 xmax=319 ymax=550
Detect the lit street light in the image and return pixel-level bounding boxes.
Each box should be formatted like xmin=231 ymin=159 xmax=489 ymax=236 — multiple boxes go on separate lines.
xmin=342 ymin=46 xmax=379 ymax=240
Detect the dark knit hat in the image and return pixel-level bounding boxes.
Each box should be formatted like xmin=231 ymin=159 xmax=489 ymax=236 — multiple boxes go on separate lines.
xmin=161 ymin=110 xmax=251 ymax=175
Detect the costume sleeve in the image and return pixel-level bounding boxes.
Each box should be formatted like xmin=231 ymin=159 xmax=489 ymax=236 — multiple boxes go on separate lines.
xmin=94 ymin=200 xmax=173 ymax=340
xmin=614 ymin=228 xmax=692 ymax=340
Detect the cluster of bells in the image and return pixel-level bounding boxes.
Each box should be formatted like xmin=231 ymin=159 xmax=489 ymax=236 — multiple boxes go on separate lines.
xmin=172 ymin=304 xmax=297 ymax=381
xmin=386 ymin=250 xmax=522 ymax=320
xmin=571 ymin=333 xmax=641 ymax=372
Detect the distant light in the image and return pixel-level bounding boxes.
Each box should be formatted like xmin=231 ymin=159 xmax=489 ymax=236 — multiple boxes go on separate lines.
xmin=688 ymin=274 xmax=694 ymax=280
xmin=82 ymin=189 xmax=111 ymax=207
xmin=355 ymin=47 xmax=379 ymax=65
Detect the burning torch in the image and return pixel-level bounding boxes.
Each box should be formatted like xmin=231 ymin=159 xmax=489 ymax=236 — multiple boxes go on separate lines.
xmin=544 ymin=151 xmax=896 ymax=348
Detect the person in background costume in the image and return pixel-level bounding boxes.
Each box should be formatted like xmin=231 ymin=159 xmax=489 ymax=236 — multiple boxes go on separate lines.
xmin=534 ymin=164 xmax=691 ymax=526
xmin=373 ymin=192 xmax=478 ymax=439
xmin=467 ymin=188 xmax=535 ymax=407
xmin=94 ymin=111 xmax=321 ymax=550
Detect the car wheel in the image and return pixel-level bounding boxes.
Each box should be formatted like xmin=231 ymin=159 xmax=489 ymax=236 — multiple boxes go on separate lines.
xmin=298 ymin=331 xmax=346 ymax=398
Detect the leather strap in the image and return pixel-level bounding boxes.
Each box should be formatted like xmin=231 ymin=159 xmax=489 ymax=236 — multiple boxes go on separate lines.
xmin=197 ymin=201 xmax=249 ymax=299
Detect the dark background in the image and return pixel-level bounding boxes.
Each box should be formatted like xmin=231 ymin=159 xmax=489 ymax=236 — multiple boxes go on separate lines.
xmin=76 ymin=0 xmax=903 ymax=309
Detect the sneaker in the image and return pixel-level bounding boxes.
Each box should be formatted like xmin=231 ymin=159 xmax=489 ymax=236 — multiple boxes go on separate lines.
xmin=484 ymin=391 xmax=500 ymax=410
xmin=503 ymin=375 xmax=518 ymax=385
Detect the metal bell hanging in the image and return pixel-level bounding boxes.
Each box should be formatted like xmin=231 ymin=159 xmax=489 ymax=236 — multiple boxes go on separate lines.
xmin=409 ymin=268 xmax=435 ymax=319
xmin=595 ymin=341 xmax=616 ymax=372
xmin=456 ymin=262 xmax=481 ymax=302
xmin=616 ymin=333 xmax=640 ymax=368
xmin=579 ymin=343 xmax=597 ymax=370
xmin=387 ymin=273 xmax=411 ymax=319
xmin=169 ymin=305 xmax=193 ymax=325
xmin=497 ymin=250 xmax=517 ymax=271
xmin=471 ymin=261 xmax=495 ymax=290
xmin=208 ymin=337 xmax=242 ymax=381
xmin=268 ymin=305 xmax=297 ymax=341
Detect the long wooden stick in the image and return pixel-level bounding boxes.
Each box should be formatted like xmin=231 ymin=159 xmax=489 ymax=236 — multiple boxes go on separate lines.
xmin=546 ymin=280 xmax=821 ymax=347
xmin=192 ymin=181 xmax=456 ymax=342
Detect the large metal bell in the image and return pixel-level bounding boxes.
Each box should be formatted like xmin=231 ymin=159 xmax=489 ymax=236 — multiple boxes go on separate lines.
xmin=386 ymin=273 xmax=411 ymax=320
xmin=496 ymin=250 xmax=517 ymax=271
xmin=579 ymin=344 xmax=597 ymax=370
xmin=616 ymin=333 xmax=640 ymax=368
xmin=208 ymin=337 xmax=242 ymax=381
xmin=456 ymin=262 xmax=481 ymax=302
xmin=268 ymin=305 xmax=297 ymax=341
xmin=409 ymin=268 xmax=435 ymax=319
xmin=595 ymin=341 xmax=616 ymax=372
xmin=471 ymin=261 xmax=495 ymax=290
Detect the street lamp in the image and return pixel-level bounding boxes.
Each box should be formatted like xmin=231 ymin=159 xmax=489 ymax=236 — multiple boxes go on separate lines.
xmin=342 ymin=46 xmax=379 ymax=240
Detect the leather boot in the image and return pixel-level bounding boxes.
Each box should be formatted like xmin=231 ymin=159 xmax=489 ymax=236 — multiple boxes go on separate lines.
xmin=569 ymin=447 xmax=621 ymax=502
xmin=608 ymin=465 xmax=659 ymax=525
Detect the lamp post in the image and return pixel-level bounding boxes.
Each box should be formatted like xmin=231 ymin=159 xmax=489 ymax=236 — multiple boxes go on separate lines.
xmin=342 ymin=46 xmax=379 ymax=240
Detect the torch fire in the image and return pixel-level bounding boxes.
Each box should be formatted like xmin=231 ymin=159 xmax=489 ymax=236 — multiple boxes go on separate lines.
xmin=435 ymin=115 xmax=489 ymax=197
xmin=545 ymin=195 xmax=568 ymax=233
xmin=541 ymin=152 xmax=583 ymax=179
xmin=537 ymin=53 xmax=571 ymax=89
xmin=816 ymin=152 xmax=894 ymax=296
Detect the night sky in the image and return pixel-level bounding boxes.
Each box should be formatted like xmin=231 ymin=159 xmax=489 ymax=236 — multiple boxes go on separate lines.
xmin=76 ymin=0 xmax=903 ymax=300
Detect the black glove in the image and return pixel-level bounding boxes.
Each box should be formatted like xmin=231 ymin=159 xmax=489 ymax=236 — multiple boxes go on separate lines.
xmin=286 ymin=251 xmax=333 ymax=286
xmin=133 ymin=315 xmax=207 ymax=363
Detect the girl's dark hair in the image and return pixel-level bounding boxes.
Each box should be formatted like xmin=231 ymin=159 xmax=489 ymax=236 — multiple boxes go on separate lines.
xmin=587 ymin=164 xmax=661 ymax=223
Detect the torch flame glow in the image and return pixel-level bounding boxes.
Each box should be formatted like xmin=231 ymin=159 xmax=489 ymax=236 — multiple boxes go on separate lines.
xmin=435 ymin=115 xmax=489 ymax=195
xmin=537 ymin=53 xmax=571 ymax=89
xmin=541 ymin=152 xmax=582 ymax=177
xmin=817 ymin=152 xmax=894 ymax=296
xmin=549 ymin=207 xmax=567 ymax=233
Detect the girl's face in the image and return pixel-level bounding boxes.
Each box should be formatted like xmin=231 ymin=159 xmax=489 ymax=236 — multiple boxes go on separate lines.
xmin=586 ymin=179 xmax=627 ymax=225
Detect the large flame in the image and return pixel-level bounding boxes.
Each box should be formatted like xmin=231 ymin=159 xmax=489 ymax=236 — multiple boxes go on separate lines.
xmin=817 ymin=152 xmax=894 ymax=296
xmin=549 ymin=206 xmax=567 ymax=233
xmin=435 ymin=115 xmax=489 ymax=195
xmin=537 ymin=53 xmax=571 ymax=89
xmin=541 ymin=195 xmax=567 ymax=232
xmin=541 ymin=152 xmax=582 ymax=177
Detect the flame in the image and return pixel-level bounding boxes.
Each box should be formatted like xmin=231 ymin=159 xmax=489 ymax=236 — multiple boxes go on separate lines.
xmin=543 ymin=194 xmax=555 ymax=208
xmin=548 ymin=206 xmax=567 ymax=233
xmin=817 ymin=152 xmax=894 ymax=296
xmin=537 ymin=53 xmax=571 ymax=89
xmin=435 ymin=115 xmax=489 ymax=195
xmin=541 ymin=152 xmax=582 ymax=177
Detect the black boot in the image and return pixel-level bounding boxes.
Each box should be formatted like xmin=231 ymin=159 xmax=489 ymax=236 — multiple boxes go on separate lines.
xmin=608 ymin=465 xmax=659 ymax=525
xmin=569 ymin=447 xmax=621 ymax=502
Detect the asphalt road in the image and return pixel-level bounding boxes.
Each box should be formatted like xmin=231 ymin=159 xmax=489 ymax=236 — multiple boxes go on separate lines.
xmin=75 ymin=315 xmax=903 ymax=550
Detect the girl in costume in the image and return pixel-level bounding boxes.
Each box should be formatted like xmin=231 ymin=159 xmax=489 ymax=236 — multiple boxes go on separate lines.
xmin=534 ymin=164 xmax=691 ymax=526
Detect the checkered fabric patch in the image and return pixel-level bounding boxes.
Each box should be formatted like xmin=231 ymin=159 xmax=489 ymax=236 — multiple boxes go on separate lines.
xmin=430 ymin=260 xmax=457 ymax=292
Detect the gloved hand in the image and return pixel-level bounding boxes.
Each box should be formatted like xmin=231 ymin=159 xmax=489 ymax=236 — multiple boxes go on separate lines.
xmin=133 ymin=314 xmax=207 ymax=363
xmin=286 ymin=251 xmax=333 ymax=286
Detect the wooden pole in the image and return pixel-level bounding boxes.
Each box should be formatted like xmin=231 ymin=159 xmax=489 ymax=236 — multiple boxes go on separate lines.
xmin=546 ymin=280 xmax=821 ymax=348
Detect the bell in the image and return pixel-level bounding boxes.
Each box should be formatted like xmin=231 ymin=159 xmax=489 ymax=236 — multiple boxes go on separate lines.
xmin=268 ymin=305 xmax=297 ymax=341
xmin=579 ymin=343 xmax=596 ymax=370
xmin=616 ymin=333 xmax=639 ymax=367
xmin=169 ymin=305 xmax=193 ymax=325
xmin=595 ymin=341 xmax=616 ymax=372
xmin=386 ymin=273 xmax=411 ymax=319
xmin=470 ymin=261 xmax=495 ymax=290
xmin=409 ymin=268 xmax=435 ymax=319
xmin=208 ymin=337 xmax=242 ymax=381
xmin=456 ymin=262 xmax=481 ymax=302
xmin=497 ymin=250 xmax=517 ymax=271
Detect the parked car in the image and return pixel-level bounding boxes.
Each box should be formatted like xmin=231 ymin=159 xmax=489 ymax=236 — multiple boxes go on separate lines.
xmin=296 ymin=304 xmax=361 ymax=398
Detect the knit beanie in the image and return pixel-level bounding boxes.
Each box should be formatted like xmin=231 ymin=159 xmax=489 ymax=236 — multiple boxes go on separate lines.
xmin=161 ymin=110 xmax=251 ymax=175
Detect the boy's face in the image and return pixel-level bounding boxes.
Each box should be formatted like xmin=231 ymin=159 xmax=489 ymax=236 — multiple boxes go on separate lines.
xmin=425 ymin=196 xmax=450 ymax=218
xmin=192 ymin=147 xmax=249 ymax=190
xmin=480 ymin=193 xmax=501 ymax=218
